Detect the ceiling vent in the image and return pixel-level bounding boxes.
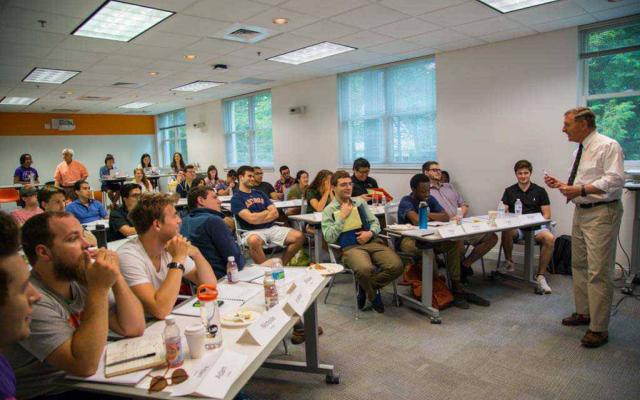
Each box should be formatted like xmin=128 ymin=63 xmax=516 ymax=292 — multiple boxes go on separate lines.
xmin=233 ymin=77 xmax=275 ymax=85
xmin=78 ymin=96 xmax=111 ymax=101
xmin=223 ymin=24 xmax=272 ymax=44
xmin=112 ymin=82 xmax=143 ymax=89
xmin=51 ymin=108 xmax=81 ymax=113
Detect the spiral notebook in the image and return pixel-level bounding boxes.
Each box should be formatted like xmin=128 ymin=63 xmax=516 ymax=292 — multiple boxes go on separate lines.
xmin=104 ymin=334 xmax=166 ymax=378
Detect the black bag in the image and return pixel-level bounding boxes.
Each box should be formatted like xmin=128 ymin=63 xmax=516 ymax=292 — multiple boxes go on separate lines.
xmin=548 ymin=235 xmax=572 ymax=275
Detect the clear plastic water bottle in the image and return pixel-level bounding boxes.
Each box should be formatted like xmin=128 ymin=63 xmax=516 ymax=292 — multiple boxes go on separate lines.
xmin=498 ymin=201 xmax=506 ymax=218
xmin=197 ymin=284 xmax=222 ymax=349
xmin=264 ymin=271 xmax=279 ymax=309
xmin=381 ymin=194 xmax=387 ymax=207
xmin=456 ymin=207 xmax=463 ymax=225
xmin=271 ymin=258 xmax=286 ymax=296
xmin=226 ymin=256 xmax=238 ymax=284
xmin=163 ymin=315 xmax=184 ymax=368
xmin=418 ymin=201 xmax=428 ymax=229
xmin=515 ymin=198 xmax=523 ymax=216
xmin=29 ymin=172 xmax=34 ymax=184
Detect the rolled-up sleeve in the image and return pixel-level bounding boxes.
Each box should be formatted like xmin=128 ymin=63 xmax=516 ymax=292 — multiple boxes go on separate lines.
xmin=591 ymin=142 xmax=625 ymax=194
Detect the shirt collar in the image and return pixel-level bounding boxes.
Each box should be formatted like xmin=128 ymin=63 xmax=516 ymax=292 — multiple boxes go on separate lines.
xmin=581 ymin=130 xmax=597 ymax=148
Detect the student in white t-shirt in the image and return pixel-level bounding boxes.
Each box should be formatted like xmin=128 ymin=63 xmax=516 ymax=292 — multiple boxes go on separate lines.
xmin=118 ymin=193 xmax=217 ymax=319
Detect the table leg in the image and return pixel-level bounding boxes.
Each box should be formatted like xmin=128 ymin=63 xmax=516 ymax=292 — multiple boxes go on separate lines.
xmin=523 ymin=229 xmax=536 ymax=284
xmin=624 ymin=190 xmax=640 ymax=294
xmin=314 ymin=228 xmax=322 ymax=263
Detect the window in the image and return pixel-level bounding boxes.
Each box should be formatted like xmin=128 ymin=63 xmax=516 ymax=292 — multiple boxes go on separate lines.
xmin=223 ymin=91 xmax=273 ymax=167
xmin=338 ymin=58 xmax=436 ymax=167
xmin=581 ymin=18 xmax=640 ymax=163
xmin=157 ymin=109 xmax=187 ymax=167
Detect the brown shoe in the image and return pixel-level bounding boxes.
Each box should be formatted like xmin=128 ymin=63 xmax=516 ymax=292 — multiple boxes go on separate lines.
xmin=562 ymin=313 xmax=590 ymax=326
xmin=291 ymin=325 xmax=324 ymax=345
xmin=581 ymin=330 xmax=608 ymax=348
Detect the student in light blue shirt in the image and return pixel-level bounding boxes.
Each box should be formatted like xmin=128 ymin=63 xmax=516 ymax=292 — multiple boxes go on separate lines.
xmin=65 ymin=180 xmax=108 ymax=224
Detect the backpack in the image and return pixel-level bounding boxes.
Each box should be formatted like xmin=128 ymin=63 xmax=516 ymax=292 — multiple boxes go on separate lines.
xmin=549 ymin=235 xmax=572 ymax=275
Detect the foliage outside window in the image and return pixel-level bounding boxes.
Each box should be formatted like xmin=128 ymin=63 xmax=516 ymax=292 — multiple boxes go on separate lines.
xmin=338 ymin=58 xmax=436 ymax=167
xmin=157 ymin=109 xmax=187 ymax=167
xmin=223 ymin=91 xmax=273 ymax=167
xmin=581 ymin=18 xmax=640 ymax=162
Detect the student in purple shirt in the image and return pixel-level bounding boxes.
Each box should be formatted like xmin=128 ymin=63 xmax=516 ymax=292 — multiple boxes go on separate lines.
xmin=0 ymin=211 xmax=42 ymax=400
xmin=13 ymin=154 xmax=39 ymax=185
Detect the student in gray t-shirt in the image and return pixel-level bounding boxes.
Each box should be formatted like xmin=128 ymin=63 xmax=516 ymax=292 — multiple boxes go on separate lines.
xmin=5 ymin=212 xmax=145 ymax=398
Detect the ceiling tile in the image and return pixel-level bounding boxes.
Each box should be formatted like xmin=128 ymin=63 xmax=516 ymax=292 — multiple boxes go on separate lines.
xmin=58 ymin=36 xmax=127 ymax=53
xmin=155 ymin=14 xmax=229 ymax=38
xmin=279 ymin=0 xmax=369 ymax=19
xmin=116 ymin=44 xmax=176 ymax=60
xmin=0 ymin=6 xmax=83 ymax=34
xmin=181 ymin=0 xmax=271 ymax=22
xmin=480 ymin=27 xmax=537 ymax=43
xmin=434 ymin=37 xmax=486 ymax=51
xmin=0 ymin=27 xmax=66 ymax=47
xmin=591 ymin=3 xmax=640 ymax=21
xmin=258 ymin=33 xmax=319 ymax=50
xmin=133 ymin=30 xmax=201 ymax=49
xmin=380 ymin=0 xmax=468 ymax=16
xmin=292 ymin=20 xmax=359 ymax=40
xmin=507 ymin=0 xmax=588 ymax=26
xmin=0 ymin=42 xmax=54 ymax=59
xmin=6 ymin=0 xmax=103 ymax=19
xmin=572 ymin=0 xmax=638 ymax=13
xmin=101 ymin=55 xmax=154 ymax=68
xmin=46 ymin=48 xmax=106 ymax=64
xmin=405 ymin=29 xmax=469 ymax=47
xmin=330 ymin=4 xmax=407 ymax=30
xmin=372 ymin=17 xmax=442 ymax=39
xmin=127 ymin=0 xmax=200 ymax=12
xmin=366 ymin=39 xmax=423 ymax=55
xmin=225 ymin=46 xmax=282 ymax=61
xmin=452 ymin=16 xmax=525 ymax=37
xmin=0 ymin=55 xmax=41 ymax=69
xmin=187 ymin=38 xmax=247 ymax=56
xmin=242 ymin=7 xmax=320 ymax=33
xmin=84 ymin=64 xmax=138 ymax=76
xmin=534 ymin=14 xmax=597 ymax=33
xmin=419 ymin=1 xmax=500 ymax=27
xmin=253 ymin=0 xmax=289 ymax=6
xmin=335 ymin=30 xmax=396 ymax=48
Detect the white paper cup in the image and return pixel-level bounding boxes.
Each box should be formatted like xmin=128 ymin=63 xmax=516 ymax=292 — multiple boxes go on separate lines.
xmin=184 ymin=324 xmax=206 ymax=359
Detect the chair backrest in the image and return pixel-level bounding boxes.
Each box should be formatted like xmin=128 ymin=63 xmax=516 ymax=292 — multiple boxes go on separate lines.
xmin=0 ymin=188 xmax=20 ymax=203
xmin=300 ymin=198 xmax=307 ymax=214
xmin=231 ymin=215 xmax=245 ymax=247
xmin=384 ymin=202 xmax=399 ymax=226
xmin=93 ymin=190 xmax=103 ymax=203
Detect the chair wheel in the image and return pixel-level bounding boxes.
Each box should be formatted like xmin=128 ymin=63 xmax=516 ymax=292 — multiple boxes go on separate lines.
xmin=326 ymin=374 xmax=340 ymax=384
xmin=430 ymin=317 xmax=442 ymax=324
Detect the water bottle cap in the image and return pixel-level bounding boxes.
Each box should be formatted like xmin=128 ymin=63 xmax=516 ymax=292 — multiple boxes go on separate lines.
xmin=196 ymin=284 xmax=218 ymax=301
xmin=228 ymin=256 xmax=235 ymax=261
xmin=165 ymin=315 xmax=176 ymax=324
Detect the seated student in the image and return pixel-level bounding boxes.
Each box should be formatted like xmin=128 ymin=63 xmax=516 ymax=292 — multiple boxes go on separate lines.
xmin=286 ymin=170 xmax=309 ymax=200
xmin=423 ymin=161 xmax=499 ymax=281
xmin=398 ymin=174 xmax=490 ymax=308
xmin=118 ymin=193 xmax=217 ymax=319
xmin=231 ymin=166 xmax=304 ymax=265
xmin=0 ymin=212 xmax=42 ymax=400
xmin=181 ymin=186 xmax=245 ymax=278
xmin=132 ymin=167 xmax=153 ymax=193
xmin=176 ymin=164 xmax=197 ymax=198
xmin=99 ymin=154 xmax=120 ymax=206
xmin=108 ymin=183 xmax=141 ymax=242
xmin=215 ymin=169 xmax=237 ymax=196
xmin=321 ymin=170 xmax=403 ymax=313
xmin=192 ymin=176 xmax=206 ymax=187
xmin=440 ymin=170 xmax=450 ymax=184
xmin=14 ymin=153 xmax=39 ymax=184
xmin=273 ymin=165 xmax=295 ymax=200
xmin=500 ymin=160 xmax=555 ymax=294
xmin=11 ymin=186 xmax=43 ymax=226
xmin=306 ymin=170 xmax=334 ymax=212
xmin=139 ymin=153 xmax=154 ymax=171
xmin=54 ymin=148 xmax=89 ymax=198
xmin=252 ymin=166 xmax=278 ymax=200
xmin=351 ymin=157 xmax=377 ymax=200
xmin=7 ymin=212 xmax=145 ymax=398
xmin=171 ymin=152 xmax=186 ymax=174
xmin=40 ymin=186 xmax=98 ymax=247
xmin=205 ymin=165 xmax=223 ymax=188
xmin=65 ymin=180 xmax=108 ymax=225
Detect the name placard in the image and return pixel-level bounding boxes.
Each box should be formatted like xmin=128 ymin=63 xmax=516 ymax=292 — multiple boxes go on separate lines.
xmin=462 ymin=221 xmax=490 ymax=234
xmin=438 ymin=224 xmax=466 ymax=238
xmin=495 ymin=216 xmax=520 ymax=229
xmin=519 ymin=212 xmax=546 ymax=226
xmin=172 ymin=350 xmax=248 ymax=399
xmin=237 ymin=304 xmax=290 ymax=346
xmin=286 ymin=283 xmax=312 ymax=316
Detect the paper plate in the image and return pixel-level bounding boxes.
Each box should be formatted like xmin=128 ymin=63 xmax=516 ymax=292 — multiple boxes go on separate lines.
xmin=307 ymin=263 xmax=344 ymax=276
xmin=221 ymin=306 xmax=263 ymax=327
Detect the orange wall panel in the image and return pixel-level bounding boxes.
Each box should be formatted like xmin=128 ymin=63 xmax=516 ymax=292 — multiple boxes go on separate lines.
xmin=0 ymin=113 xmax=156 ymax=136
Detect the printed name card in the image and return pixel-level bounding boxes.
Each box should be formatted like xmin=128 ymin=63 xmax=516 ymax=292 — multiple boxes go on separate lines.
xmin=237 ymin=303 xmax=290 ymax=346
xmin=286 ymin=284 xmax=311 ymax=317
xmin=438 ymin=224 xmax=466 ymax=238
xmin=297 ymin=268 xmax=324 ymax=292
xmin=495 ymin=216 xmax=520 ymax=229
xmin=518 ymin=212 xmax=546 ymax=225
xmin=462 ymin=221 xmax=490 ymax=234
xmin=171 ymin=350 xmax=248 ymax=399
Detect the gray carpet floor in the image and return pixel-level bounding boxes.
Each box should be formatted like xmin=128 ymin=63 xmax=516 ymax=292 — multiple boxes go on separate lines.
xmin=242 ymin=265 xmax=640 ymax=400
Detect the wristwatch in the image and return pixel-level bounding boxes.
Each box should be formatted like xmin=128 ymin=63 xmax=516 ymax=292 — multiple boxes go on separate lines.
xmin=167 ymin=262 xmax=185 ymax=273
xmin=581 ymin=185 xmax=587 ymax=197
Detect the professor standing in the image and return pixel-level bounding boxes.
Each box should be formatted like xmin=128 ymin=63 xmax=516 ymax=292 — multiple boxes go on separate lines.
xmin=544 ymin=107 xmax=624 ymax=348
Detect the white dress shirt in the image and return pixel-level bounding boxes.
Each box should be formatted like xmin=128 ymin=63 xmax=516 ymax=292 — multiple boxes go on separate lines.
xmin=571 ymin=131 xmax=625 ymax=204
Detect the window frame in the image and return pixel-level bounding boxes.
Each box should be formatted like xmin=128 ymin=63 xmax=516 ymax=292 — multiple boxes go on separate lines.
xmin=156 ymin=109 xmax=187 ymax=168
xmin=222 ymin=90 xmax=273 ymax=168
xmin=337 ymin=56 xmax=437 ymax=169
xmin=579 ymin=16 xmax=640 ymax=166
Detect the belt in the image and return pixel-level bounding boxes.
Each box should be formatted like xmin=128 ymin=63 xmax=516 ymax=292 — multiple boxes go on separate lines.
xmin=577 ymin=199 xmax=618 ymax=209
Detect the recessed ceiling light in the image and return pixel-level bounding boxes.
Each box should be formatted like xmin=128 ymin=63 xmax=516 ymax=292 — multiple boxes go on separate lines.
xmin=23 ymin=68 xmax=79 ymax=84
xmin=272 ymin=18 xmax=288 ymax=25
xmin=72 ymin=0 xmax=174 ymax=42
xmin=268 ymin=42 xmax=356 ymax=65
xmin=0 ymin=97 xmax=38 ymax=106
xmin=476 ymin=0 xmax=560 ymax=13
xmin=148 ymin=71 xmax=159 ymax=76
xmin=64 ymin=91 xmax=74 ymax=95
xmin=184 ymin=54 xmax=197 ymax=61
xmin=118 ymin=101 xmax=153 ymax=109
xmin=171 ymin=81 xmax=224 ymax=92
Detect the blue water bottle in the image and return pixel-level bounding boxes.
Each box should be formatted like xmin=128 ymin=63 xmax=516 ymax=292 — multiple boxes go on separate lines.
xmin=418 ymin=201 xmax=428 ymax=229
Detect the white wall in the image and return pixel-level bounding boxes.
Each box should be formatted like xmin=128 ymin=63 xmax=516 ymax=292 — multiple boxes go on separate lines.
xmin=184 ymin=27 xmax=633 ymax=266
xmin=0 ymin=135 xmax=157 ymax=190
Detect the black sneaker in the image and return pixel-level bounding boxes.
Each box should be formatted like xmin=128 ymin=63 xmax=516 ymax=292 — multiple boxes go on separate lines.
xmin=452 ymin=293 xmax=470 ymax=309
xmin=357 ymin=285 xmax=366 ymax=310
xmin=371 ymin=291 xmax=385 ymax=313
xmin=463 ymin=292 xmax=491 ymax=307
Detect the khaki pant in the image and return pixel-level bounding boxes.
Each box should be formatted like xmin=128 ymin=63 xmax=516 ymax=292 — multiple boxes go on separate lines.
xmin=342 ymin=239 xmax=403 ymax=301
xmin=572 ymin=201 xmax=623 ymax=332
xmin=400 ymin=237 xmax=461 ymax=282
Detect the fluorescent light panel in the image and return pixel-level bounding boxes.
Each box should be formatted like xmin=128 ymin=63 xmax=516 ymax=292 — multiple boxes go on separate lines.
xmin=72 ymin=1 xmax=174 ymax=42
xmin=118 ymin=102 xmax=153 ymax=109
xmin=0 ymin=97 xmax=38 ymax=105
xmin=476 ymin=0 xmax=560 ymax=13
xmin=268 ymin=42 xmax=356 ymax=65
xmin=23 ymin=68 xmax=80 ymax=84
xmin=171 ymin=81 xmax=224 ymax=92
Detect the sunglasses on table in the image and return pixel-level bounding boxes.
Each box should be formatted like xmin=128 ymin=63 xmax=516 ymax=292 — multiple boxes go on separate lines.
xmin=148 ymin=366 xmax=189 ymax=393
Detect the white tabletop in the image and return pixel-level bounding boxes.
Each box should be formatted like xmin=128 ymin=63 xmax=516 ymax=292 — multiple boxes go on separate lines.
xmin=624 ymin=181 xmax=640 ymax=190
xmin=83 ymin=219 xmax=110 ymax=230
xmin=288 ymin=205 xmax=385 ymax=225
xmin=0 ymin=183 xmax=47 ymax=189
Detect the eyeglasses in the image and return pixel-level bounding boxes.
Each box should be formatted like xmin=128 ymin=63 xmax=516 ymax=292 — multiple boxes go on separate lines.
xmin=148 ymin=367 xmax=189 ymax=393
xmin=337 ymin=182 xmax=353 ymax=188
xmin=428 ymin=168 xmax=441 ymax=172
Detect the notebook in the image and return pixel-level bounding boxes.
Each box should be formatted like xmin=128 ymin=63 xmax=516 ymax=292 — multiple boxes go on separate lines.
xmin=104 ymin=334 xmax=166 ymax=378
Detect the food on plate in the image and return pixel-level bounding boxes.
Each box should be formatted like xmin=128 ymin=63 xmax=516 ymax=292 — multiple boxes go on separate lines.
xmin=223 ymin=310 xmax=255 ymax=323
xmin=310 ymin=263 xmax=327 ymax=271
